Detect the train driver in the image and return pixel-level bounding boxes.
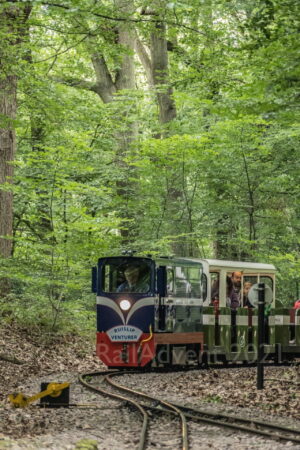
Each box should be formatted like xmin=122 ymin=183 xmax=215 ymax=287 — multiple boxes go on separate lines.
xmin=117 ymin=264 xmax=150 ymax=293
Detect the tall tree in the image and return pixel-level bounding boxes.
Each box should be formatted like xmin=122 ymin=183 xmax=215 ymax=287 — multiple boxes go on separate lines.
xmin=0 ymin=2 xmax=31 ymax=295
xmin=50 ymin=0 xmax=138 ymax=244
xmin=136 ymin=4 xmax=195 ymax=255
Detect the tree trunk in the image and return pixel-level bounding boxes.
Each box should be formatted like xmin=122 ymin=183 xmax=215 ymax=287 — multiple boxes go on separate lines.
xmin=52 ymin=1 xmax=137 ymax=245
xmin=0 ymin=75 xmax=16 ymax=261
xmin=150 ymin=21 xmax=177 ymax=126
xmin=136 ymin=11 xmax=191 ymax=255
xmin=0 ymin=4 xmax=31 ymax=295
xmin=89 ymin=1 xmax=137 ymax=244
xmin=150 ymin=16 xmax=190 ymax=256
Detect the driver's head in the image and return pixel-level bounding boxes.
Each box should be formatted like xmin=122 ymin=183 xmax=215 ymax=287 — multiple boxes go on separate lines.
xmin=124 ymin=265 xmax=140 ymax=286
xmin=231 ymin=271 xmax=242 ymax=288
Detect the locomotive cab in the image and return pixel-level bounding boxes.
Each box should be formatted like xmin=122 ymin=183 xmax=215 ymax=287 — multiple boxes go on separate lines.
xmin=94 ymin=256 xmax=155 ymax=367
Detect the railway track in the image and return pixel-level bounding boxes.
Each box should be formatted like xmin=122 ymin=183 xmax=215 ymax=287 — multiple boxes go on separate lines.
xmin=79 ymin=370 xmax=187 ymax=450
xmin=152 ymin=401 xmax=300 ymax=444
xmin=79 ymin=370 xmax=300 ymax=450
xmin=79 ymin=370 xmax=148 ymax=450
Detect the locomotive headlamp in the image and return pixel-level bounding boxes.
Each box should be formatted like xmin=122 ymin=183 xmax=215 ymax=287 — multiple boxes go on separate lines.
xmin=120 ymin=299 xmax=131 ymax=311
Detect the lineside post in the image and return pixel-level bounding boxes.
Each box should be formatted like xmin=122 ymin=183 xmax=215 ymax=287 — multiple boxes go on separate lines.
xmin=257 ymin=283 xmax=265 ymax=390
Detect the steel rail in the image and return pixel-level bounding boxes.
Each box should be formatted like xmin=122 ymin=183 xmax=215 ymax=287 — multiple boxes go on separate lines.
xmin=139 ymin=403 xmax=300 ymax=444
xmin=183 ymin=411 xmax=300 ymax=444
xmin=93 ymin=370 xmax=300 ymax=446
xmin=170 ymin=401 xmax=300 ymax=435
xmin=106 ymin=371 xmax=189 ymax=450
xmin=78 ymin=371 xmax=148 ymax=450
xmin=158 ymin=401 xmax=300 ymax=444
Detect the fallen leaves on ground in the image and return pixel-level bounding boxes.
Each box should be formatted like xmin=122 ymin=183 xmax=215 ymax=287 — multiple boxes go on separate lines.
xmin=167 ymin=365 xmax=300 ymax=420
xmin=0 ymin=323 xmax=101 ymax=404
xmin=0 ymin=323 xmax=299 ymax=445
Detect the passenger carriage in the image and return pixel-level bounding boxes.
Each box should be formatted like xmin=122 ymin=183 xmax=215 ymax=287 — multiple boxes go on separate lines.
xmin=92 ymin=256 xmax=300 ymax=368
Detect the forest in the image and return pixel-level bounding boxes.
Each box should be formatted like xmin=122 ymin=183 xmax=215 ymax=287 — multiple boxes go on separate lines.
xmin=0 ymin=0 xmax=299 ymax=333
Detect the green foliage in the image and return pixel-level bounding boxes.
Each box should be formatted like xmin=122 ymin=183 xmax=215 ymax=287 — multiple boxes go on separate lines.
xmin=0 ymin=0 xmax=299 ymax=331
xmin=0 ymin=289 xmax=96 ymax=334
xmin=205 ymin=394 xmax=222 ymax=403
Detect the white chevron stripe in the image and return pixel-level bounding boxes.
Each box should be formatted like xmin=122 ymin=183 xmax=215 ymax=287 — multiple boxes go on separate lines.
xmin=96 ymin=296 xmax=125 ymax=324
xmin=125 ymin=297 xmax=154 ymax=324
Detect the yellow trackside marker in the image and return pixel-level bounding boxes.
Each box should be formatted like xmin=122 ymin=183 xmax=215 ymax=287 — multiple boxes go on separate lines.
xmin=8 ymin=382 xmax=70 ymax=408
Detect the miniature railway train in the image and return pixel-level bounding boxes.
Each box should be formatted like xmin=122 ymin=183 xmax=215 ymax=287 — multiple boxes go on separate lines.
xmin=92 ymin=256 xmax=300 ymax=368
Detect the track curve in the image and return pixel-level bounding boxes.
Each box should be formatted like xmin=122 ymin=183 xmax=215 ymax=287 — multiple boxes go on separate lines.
xmin=79 ymin=371 xmax=148 ymax=450
xmin=79 ymin=369 xmax=300 ymax=449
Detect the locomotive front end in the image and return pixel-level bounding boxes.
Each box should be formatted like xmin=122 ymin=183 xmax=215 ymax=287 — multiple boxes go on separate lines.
xmin=93 ymin=257 xmax=155 ymax=368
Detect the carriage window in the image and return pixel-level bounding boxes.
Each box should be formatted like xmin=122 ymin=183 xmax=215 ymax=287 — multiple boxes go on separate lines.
xmin=241 ymin=275 xmax=273 ymax=307
xmin=259 ymin=276 xmax=273 ymax=291
xmin=201 ymin=273 xmax=207 ymax=300
xmin=101 ymin=259 xmax=151 ymax=293
xmin=242 ymin=276 xmax=257 ymax=307
xmin=210 ymin=272 xmax=220 ymax=302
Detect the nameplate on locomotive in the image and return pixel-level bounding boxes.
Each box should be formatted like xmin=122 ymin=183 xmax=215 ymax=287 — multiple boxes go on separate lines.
xmin=107 ymin=325 xmax=143 ymax=342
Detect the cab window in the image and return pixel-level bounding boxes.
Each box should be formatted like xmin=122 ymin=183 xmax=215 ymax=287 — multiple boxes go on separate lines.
xmin=174 ymin=267 xmax=190 ymax=297
xmin=174 ymin=265 xmax=202 ymax=298
xmin=166 ymin=268 xmax=174 ymax=295
xmin=101 ymin=258 xmax=151 ymax=293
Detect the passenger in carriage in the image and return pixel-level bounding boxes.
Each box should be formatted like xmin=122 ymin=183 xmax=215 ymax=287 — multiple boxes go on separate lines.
xmin=226 ymin=271 xmax=243 ymax=309
xmin=211 ymin=278 xmax=219 ymax=306
xmin=290 ymin=299 xmax=300 ymax=344
xmin=209 ymin=271 xmax=222 ymax=307
xmin=294 ymin=299 xmax=300 ymax=310
xmin=243 ymin=281 xmax=253 ymax=308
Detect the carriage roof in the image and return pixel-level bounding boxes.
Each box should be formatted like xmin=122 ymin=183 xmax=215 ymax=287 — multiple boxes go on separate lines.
xmin=169 ymin=258 xmax=276 ymax=273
